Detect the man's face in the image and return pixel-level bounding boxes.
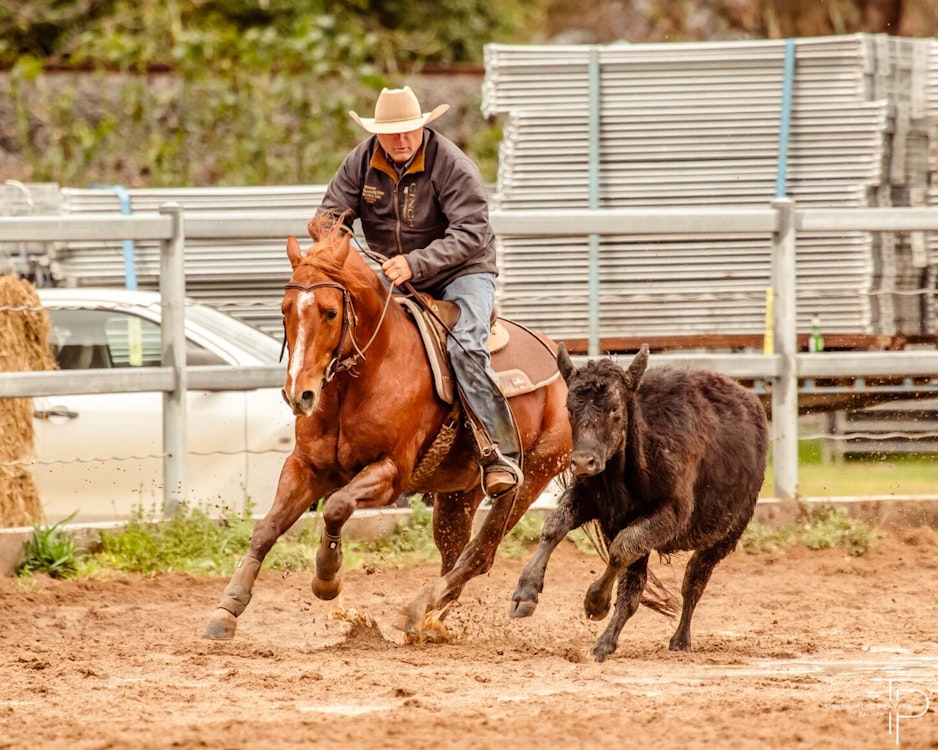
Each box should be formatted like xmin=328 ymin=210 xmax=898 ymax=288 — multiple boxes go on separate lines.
xmin=377 ymin=128 xmax=423 ymax=165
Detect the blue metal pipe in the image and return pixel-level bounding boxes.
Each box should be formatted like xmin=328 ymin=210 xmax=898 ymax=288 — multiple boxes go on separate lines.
xmin=588 ymin=46 xmax=601 ymax=356
xmin=92 ymin=184 xmax=138 ymax=290
xmin=775 ymin=39 xmax=796 ymax=198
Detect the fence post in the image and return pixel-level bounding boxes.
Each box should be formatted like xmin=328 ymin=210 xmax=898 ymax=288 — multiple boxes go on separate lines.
xmin=771 ymin=198 xmax=799 ymax=502
xmin=159 ymin=203 xmax=187 ymax=517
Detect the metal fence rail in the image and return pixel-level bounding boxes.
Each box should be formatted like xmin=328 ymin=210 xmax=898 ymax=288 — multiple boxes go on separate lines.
xmin=3 ymin=202 xmax=938 ymax=516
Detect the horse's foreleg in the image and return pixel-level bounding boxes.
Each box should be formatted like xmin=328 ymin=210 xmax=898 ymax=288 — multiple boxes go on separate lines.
xmin=202 ymin=555 xmax=263 ymax=640
xmin=202 ymin=455 xmax=322 ymax=640
xmin=312 ymin=457 xmax=398 ymax=601
xmin=311 ymin=527 xmax=344 ymax=600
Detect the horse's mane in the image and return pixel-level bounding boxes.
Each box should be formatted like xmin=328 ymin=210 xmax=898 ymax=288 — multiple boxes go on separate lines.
xmin=299 ymin=213 xmax=375 ymax=299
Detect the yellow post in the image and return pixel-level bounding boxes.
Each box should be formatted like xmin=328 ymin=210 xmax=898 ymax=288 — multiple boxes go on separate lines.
xmin=763 ymin=286 xmax=774 ymax=355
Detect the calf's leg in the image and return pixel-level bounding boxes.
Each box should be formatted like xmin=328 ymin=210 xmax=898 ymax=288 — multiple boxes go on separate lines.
xmin=584 ymin=506 xmax=679 ymax=621
xmin=591 ymin=554 xmax=649 ymax=663
xmin=669 ymin=539 xmax=736 ymax=651
xmin=509 ymin=495 xmax=592 ymax=618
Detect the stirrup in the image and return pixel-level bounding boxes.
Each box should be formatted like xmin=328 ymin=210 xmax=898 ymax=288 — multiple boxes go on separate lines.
xmin=483 ymin=453 xmax=524 ymax=497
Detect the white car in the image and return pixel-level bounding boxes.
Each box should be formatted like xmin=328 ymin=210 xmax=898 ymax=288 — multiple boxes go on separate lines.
xmin=32 ymin=288 xmax=294 ymax=523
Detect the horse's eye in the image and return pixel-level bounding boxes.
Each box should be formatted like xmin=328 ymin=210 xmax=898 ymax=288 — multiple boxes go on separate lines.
xmin=325 ymin=309 xmax=339 ymax=321
xmin=609 ymin=406 xmax=622 ymax=422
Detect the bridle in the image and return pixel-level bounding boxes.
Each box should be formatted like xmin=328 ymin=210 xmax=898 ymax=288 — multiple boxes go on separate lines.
xmin=281 ymin=277 xmax=394 ymax=383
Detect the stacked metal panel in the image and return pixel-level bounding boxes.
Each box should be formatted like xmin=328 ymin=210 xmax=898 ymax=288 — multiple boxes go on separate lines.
xmin=923 ymin=39 xmax=938 ymax=337
xmin=484 ymin=35 xmax=933 ymax=344
xmin=55 ymin=186 xmax=326 ymax=335
xmin=0 ymin=181 xmax=62 ymax=281
xmin=866 ymin=35 xmax=933 ymax=337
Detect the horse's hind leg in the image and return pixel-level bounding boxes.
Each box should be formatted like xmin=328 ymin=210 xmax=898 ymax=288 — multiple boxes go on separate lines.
xmin=397 ymin=465 xmax=552 ymax=632
xmin=433 ymin=488 xmax=485 ymax=575
xmin=668 ymin=538 xmax=736 ymax=652
xmin=202 ymin=456 xmax=325 ymax=640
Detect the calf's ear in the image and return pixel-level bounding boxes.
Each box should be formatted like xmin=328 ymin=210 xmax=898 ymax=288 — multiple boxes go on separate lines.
xmin=557 ymin=342 xmax=576 ymax=384
xmin=625 ymin=344 xmax=650 ymax=391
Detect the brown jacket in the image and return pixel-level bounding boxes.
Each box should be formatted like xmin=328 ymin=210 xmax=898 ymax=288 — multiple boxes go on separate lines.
xmin=317 ymin=129 xmax=497 ymax=296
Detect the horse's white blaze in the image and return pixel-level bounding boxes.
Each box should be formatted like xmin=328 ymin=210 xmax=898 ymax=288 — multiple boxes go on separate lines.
xmin=287 ymin=290 xmax=315 ymax=401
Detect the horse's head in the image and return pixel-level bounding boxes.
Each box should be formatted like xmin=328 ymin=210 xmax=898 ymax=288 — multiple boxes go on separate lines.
xmin=280 ymin=218 xmax=361 ymax=417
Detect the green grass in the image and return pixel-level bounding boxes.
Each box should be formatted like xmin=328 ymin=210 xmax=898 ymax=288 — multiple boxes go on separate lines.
xmin=90 ymin=503 xmax=254 ymax=575
xmin=16 ymin=512 xmax=81 ymax=579
xmin=740 ymin=501 xmax=879 ymax=556
xmin=21 ymin=451 xmax=928 ymax=582
xmin=761 ymin=441 xmax=938 ymax=498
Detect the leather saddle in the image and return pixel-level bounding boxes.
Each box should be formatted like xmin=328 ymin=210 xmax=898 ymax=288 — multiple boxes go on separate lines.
xmin=397 ymin=295 xmax=560 ymax=404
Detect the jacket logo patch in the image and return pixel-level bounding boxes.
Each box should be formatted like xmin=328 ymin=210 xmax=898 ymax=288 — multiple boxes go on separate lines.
xmin=402 ymin=183 xmax=416 ymax=228
xmin=362 ymin=185 xmax=384 ymax=204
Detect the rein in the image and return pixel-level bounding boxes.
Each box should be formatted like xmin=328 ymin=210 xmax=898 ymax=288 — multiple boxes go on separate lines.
xmin=281 ymin=275 xmax=395 ymax=382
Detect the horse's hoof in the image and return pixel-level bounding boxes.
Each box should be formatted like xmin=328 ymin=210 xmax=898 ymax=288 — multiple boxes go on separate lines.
xmin=508 ymin=599 xmax=537 ymax=619
xmin=202 ymin=608 xmax=237 ymax=640
xmin=312 ymin=576 xmax=342 ymax=601
xmin=393 ymin=609 xmax=420 ymax=634
xmin=395 ymin=582 xmax=437 ymax=633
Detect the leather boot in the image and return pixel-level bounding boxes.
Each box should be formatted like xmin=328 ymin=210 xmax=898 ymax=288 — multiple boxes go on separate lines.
xmin=483 ymin=451 xmax=524 ymax=497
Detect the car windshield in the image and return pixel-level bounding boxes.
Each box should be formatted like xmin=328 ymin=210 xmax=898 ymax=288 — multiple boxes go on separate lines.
xmin=185 ymin=303 xmax=282 ymax=364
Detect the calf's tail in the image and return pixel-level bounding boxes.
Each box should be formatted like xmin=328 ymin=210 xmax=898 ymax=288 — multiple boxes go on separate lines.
xmin=641 ymin=568 xmax=680 ymax=618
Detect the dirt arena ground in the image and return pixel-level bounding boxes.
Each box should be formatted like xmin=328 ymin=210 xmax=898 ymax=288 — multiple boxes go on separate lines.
xmin=1 ymin=526 xmax=936 ymax=750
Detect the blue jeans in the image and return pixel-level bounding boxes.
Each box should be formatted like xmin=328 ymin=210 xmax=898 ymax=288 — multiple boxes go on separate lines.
xmin=440 ymin=273 xmax=520 ymax=462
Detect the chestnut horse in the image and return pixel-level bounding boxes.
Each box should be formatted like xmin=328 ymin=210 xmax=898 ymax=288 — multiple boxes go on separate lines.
xmin=202 ymin=216 xmax=571 ymax=640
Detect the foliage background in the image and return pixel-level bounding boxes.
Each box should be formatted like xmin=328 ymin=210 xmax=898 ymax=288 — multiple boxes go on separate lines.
xmin=1 ymin=0 xmax=938 ymax=187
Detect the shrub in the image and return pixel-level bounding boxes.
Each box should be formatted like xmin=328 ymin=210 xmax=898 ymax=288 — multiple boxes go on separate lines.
xmin=16 ymin=512 xmax=82 ymax=579
xmin=740 ymin=502 xmax=878 ymax=556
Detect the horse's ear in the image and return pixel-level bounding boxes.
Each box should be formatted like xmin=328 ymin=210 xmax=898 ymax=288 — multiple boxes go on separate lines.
xmin=334 ymin=231 xmax=352 ymax=265
xmin=286 ymin=235 xmax=303 ymax=268
xmin=307 ymin=213 xmax=329 ymax=241
xmin=557 ymin=342 xmax=576 ymax=385
xmin=625 ymin=344 xmax=650 ymax=392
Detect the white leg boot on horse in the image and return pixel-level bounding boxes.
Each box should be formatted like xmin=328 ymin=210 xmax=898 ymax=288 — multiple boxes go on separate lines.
xmin=312 ymin=529 xmax=343 ymax=600
xmin=202 ymin=555 xmax=262 ymax=640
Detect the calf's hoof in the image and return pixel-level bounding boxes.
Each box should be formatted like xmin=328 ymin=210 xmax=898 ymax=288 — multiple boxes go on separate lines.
xmin=583 ymin=588 xmax=611 ymax=621
xmin=312 ymin=576 xmax=342 ymax=601
xmin=508 ymin=599 xmax=537 ymax=618
xmin=202 ymin=608 xmax=238 ymax=640
xmin=668 ymin=634 xmax=692 ymax=652
xmin=590 ymin=638 xmax=616 ymax=663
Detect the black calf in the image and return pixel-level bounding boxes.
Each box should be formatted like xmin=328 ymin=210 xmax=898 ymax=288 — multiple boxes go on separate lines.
xmin=510 ymin=344 xmax=768 ymax=662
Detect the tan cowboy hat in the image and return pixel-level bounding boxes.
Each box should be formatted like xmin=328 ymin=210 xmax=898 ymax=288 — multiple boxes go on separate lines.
xmin=349 ymin=86 xmax=450 ymax=134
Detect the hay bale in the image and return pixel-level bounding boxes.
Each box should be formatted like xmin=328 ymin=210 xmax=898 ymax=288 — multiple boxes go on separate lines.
xmin=0 ymin=276 xmax=55 ymax=527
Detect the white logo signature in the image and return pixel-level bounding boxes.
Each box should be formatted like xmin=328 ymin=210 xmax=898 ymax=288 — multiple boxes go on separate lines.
xmin=870 ymin=678 xmax=931 ymax=745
